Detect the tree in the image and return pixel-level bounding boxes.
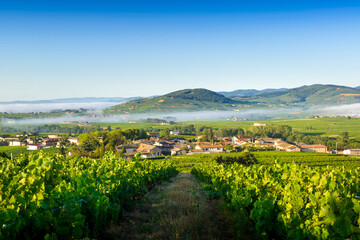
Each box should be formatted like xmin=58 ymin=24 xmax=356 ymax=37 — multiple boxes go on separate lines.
xmin=162 ymin=128 xmax=170 ymax=139
xmin=342 ymin=132 xmax=349 ymax=140
xmin=58 ymin=141 xmax=66 ymax=156
xmin=203 ymin=128 xmax=215 ymax=143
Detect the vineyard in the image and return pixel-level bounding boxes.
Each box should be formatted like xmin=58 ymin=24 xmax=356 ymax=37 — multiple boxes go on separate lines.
xmin=2 ymin=150 xmax=360 ymax=239
xmin=192 ymin=160 xmax=360 ymax=239
xmin=172 ymin=151 xmax=360 ymax=171
xmin=0 ymin=152 xmax=178 ymax=239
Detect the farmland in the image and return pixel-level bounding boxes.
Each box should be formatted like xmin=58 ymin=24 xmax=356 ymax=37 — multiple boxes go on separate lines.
xmin=2 ymin=148 xmax=360 ymax=239
xmin=0 ymin=146 xmax=63 ymax=158
xmin=0 ymin=152 xmax=177 ymax=239
xmin=192 ymin=160 xmax=360 ymax=239
xmin=92 ymin=117 xmax=360 ymax=138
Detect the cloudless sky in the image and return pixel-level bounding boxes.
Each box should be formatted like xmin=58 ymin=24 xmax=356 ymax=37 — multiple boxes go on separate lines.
xmin=1 ymin=1 xmax=360 ymax=101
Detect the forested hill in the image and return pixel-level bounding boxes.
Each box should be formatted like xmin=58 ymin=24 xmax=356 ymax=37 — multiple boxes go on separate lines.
xmin=163 ymin=89 xmax=235 ymax=103
xmin=231 ymin=84 xmax=360 ymax=106
xmin=105 ymin=85 xmax=360 ymax=114
xmin=105 ymin=89 xmax=239 ymax=114
xmin=219 ymin=88 xmax=287 ymax=97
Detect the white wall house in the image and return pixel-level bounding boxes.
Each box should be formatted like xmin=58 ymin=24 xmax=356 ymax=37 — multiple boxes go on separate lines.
xmin=27 ymin=144 xmax=42 ymax=150
xmin=195 ymin=143 xmax=223 ymax=153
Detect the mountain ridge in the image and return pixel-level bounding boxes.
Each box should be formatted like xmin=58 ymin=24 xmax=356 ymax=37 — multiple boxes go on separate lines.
xmin=0 ymin=97 xmax=143 ymax=105
xmin=219 ymin=88 xmax=287 ymax=97
xmin=106 ymin=88 xmax=238 ymax=113
xmin=106 ymin=84 xmax=360 ymax=114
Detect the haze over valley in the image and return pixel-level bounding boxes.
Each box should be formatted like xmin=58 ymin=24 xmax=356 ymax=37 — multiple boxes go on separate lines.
xmin=1 ymin=84 xmax=360 ymax=125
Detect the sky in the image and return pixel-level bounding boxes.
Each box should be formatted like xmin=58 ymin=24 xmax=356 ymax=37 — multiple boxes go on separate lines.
xmin=1 ymin=0 xmax=360 ymax=101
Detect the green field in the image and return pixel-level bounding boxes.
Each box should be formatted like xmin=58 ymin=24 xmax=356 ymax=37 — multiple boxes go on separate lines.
xmin=0 ymin=146 xmax=64 ymax=158
xmin=92 ymin=117 xmax=360 ymax=138
xmin=172 ymin=151 xmax=360 ymax=171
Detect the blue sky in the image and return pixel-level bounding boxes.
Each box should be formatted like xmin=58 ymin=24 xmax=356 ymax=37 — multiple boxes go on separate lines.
xmin=1 ymin=1 xmax=360 ymax=101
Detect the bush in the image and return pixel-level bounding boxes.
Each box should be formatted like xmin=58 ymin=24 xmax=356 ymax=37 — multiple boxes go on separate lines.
xmin=212 ymin=152 xmax=257 ymax=166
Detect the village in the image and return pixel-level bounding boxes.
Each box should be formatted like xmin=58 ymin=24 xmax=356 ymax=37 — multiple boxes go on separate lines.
xmin=0 ymin=133 xmax=79 ymax=151
xmin=1 ymin=122 xmax=360 ymax=158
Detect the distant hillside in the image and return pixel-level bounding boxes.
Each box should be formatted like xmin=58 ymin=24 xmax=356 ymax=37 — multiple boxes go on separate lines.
xmin=356 ymin=86 xmax=360 ymax=89
xmin=233 ymin=84 xmax=360 ymax=106
xmin=105 ymin=85 xmax=360 ymax=114
xmin=164 ymin=89 xmax=235 ymax=103
xmin=105 ymin=89 xmax=240 ymax=114
xmin=219 ymin=88 xmax=287 ymax=97
xmin=0 ymin=96 xmax=142 ymax=104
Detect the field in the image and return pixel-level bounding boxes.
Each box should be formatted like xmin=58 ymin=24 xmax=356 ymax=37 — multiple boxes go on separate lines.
xmin=192 ymin=160 xmax=360 ymax=239
xmin=91 ymin=117 xmax=360 ymax=138
xmin=0 ymin=146 xmax=63 ymax=158
xmin=1 ymin=149 xmax=360 ymax=239
xmin=172 ymin=151 xmax=360 ymax=171
xmin=0 ymin=152 xmax=178 ymax=239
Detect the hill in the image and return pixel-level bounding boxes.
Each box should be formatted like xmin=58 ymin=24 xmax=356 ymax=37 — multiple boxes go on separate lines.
xmin=105 ymin=89 xmax=240 ymax=114
xmin=106 ymin=85 xmax=360 ymax=114
xmin=232 ymin=84 xmax=360 ymax=106
xmin=0 ymin=96 xmax=142 ymax=104
xmin=219 ymin=88 xmax=287 ymax=97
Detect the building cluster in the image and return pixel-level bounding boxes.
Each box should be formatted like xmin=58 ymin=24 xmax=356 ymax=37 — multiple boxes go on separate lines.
xmin=0 ymin=134 xmax=79 ymax=151
xmin=232 ymin=136 xmax=328 ymax=153
xmin=115 ymin=132 xmax=335 ymax=159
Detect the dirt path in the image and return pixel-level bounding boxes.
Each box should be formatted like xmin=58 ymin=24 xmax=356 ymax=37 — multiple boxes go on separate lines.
xmin=107 ymin=172 xmax=240 ymax=240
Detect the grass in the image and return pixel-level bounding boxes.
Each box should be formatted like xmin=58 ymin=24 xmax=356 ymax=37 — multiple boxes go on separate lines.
xmin=107 ymin=172 xmax=245 ymax=240
xmin=0 ymin=146 xmax=65 ymax=158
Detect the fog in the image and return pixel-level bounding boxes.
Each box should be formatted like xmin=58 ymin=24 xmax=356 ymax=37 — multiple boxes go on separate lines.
xmin=1 ymin=103 xmax=360 ymax=126
xmin=1 ymin=108 xmax=298 ymax=125
xmin=319 ymin=103 xmax=360 ymax=116
xmin=0 ymin=102 xmax=122 ymax=113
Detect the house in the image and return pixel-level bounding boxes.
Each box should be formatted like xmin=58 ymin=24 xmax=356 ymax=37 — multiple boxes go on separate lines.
xmin=343 ymin=149 xmax=360 ymax=155
xmin=195 ymin=143 xmax=223 ymax=153
xmin=48 ymin=134 xmax=60 ymax=139
xmin=27 ymin=144 xmax=42 ymax=150
xmin=233 ymin=140 xmax=249 ymax=147
xmin=136 ymin=144 xmax=162 ymax=158
xmin=258 ymin=142 xmax=276 ymax=149
xmin=0 ymin=135 xmax=10 ymax=141
xmin=116 ymin=143 xmax=140 ymax=153
xmin=42 ymin=139 xmax=59 ymax=147
xmin=275 ymin=141 xmax=300 ymax=152
xmin=171 ymin=148 xmax=187 ymax=156
xmin=5 ymin=137 xmax=19 ymax=142
xmin=69 ymin=138 xmax=80 ymax=146
xmin=123 ymin=152 xmax=137 ymax=159
xmin=232 ymin=136 xmax=254 ymax=144
xmin=148 ymin=132 xmax=160 ymax=138
xmin=16 ymin=133 xmax=28 ymax=137
xmin=153 ymin=140 xmax=174 ymax=153
xmin=170 ymin=131 xmax=180 ymax=135
xmin=9 ymin=141 xmax=25 ymax=146
xmin=253 ymin=123 xmax=266 ymax=126
xmin=171 ymin=138 xmax=187 ymax=143
xmin=26 ymin=138 xmax=35 ymax=144
xmin=255 ymin=138 xmax=276 ymax=144
xmin=187 ymin=149 xmax=209 ymax=155
xmin=300 ymin=145 xmax=327 ymax=153
xmin=216 ymin=137 xmax=231 ymax=142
